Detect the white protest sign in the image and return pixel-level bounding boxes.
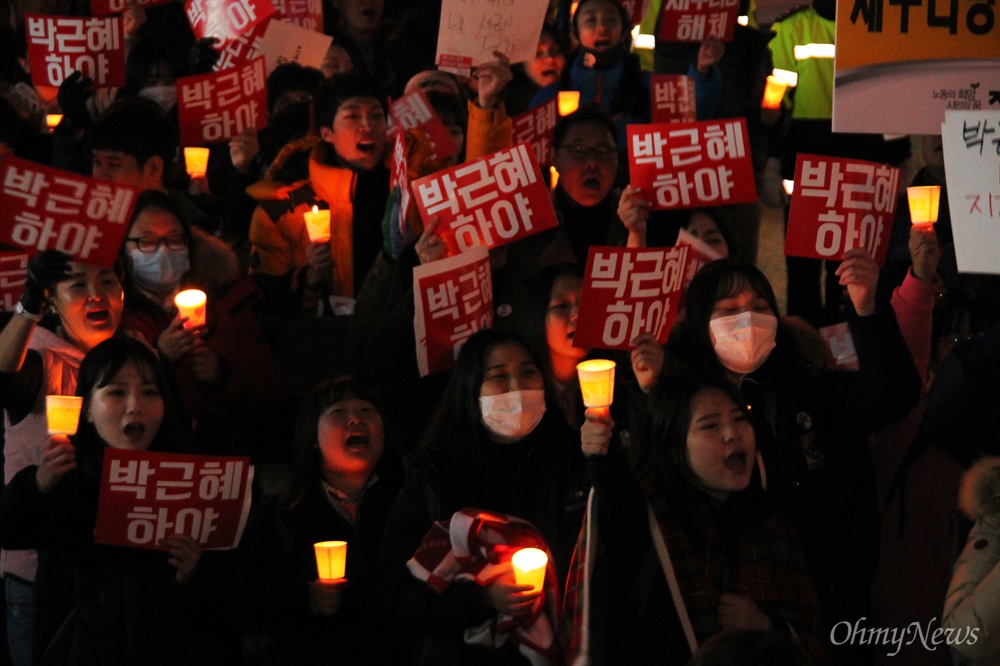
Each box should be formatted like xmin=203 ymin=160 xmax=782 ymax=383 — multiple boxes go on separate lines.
xmin=258 ymin=18 xmax=332 ymax=73
xmin=941 ymin=110 xmax=1000 ymax=275
xmin=435 ymin=0 xmax=549 ymax=68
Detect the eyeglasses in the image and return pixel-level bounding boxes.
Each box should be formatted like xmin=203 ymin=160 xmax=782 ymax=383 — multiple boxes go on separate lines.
xmin=126 ymin=235 xmax=187 ymax=253
xmin=556 ymin=143 xmax=617 ymax=162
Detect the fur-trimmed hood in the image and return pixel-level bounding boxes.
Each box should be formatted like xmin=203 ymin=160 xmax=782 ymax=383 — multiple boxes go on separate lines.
xmin=183 ymin=227 xmax=241 ymax=298
xmin=958 ymin=456 xmax=1000 ymax=521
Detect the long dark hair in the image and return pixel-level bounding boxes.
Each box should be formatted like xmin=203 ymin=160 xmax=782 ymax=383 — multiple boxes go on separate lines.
xmin=286 ymin=375 xmax=386 ymax=509
xmin=516 ymin=263 xmax=584 ymax=385
xmin=72 ymin=337 xmax=187 ymax=465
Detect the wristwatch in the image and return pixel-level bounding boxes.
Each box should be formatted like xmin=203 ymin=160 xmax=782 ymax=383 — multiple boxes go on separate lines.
xmin=14 ymin=301 xmax=42 ymax=322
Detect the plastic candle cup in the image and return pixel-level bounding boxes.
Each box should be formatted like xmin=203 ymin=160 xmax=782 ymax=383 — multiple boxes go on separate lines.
xmin=46 ymin=114 xmax=63 ymax=130
xmin=558 ymin=90 xmax=580 ymax=116
xmin=184 ymin=147 xmax=210 ymax=177
xmin=576 ymin=359 xmax=616 ymax=408
xmin=907 ymin=186 xmax=940 ymax=226
xmin=761 ymin=75 xmax=788 ymax=109
xmin=782 ymin=179 xmax=795 ymax=196
xmin=304 ymin=205 xmax=331 ymax=242
xmin=174 ymin=289 xmax=207 ymax=329
xmin=512 ymin=548 xmax=548 ymax=594
xmin=46 ymin=395 xmax=83 ymax=436
xmin=314 ymin=541 xmax=347 ymax=581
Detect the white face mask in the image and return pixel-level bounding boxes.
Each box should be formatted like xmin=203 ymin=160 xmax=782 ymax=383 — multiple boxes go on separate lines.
xmin=479 ymin=389 xmax=547 ymax=441
xmin=139 ymin=85 xmax=177 ymax=113
xmin=128 ymin=246 xmax=190 ymax=294
xmin=710 ymin=311 xmax=778 ymax=375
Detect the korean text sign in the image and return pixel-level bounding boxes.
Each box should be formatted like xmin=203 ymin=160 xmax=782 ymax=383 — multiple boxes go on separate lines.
xmin=512 ymin=99 xmax=558 ymax=168
xmin=658 ymin=0 xmax=740 ymax=42
xmin=675 ymin=227 xmax=723 ymax=304
xmin=413 ymin=247 xmax=493 ymax=377
xmin=627 ymin=119 xmax=757 ymax=210
xmin=177 ymin=56 xmax=268 ymax=146
xmin=185 ymin=0 xmax=275 ymax=52
xmin=212 ymin=20 xmax=269 ymax=71
xmin=412 ymin=143 xmax=559 ymax=256
xmin=25 ymin=14 xmax=125 ymax=88
xmin=575 ymin=246 xmax=689 ymax=351
xmin=0 ymin=157 xmax=137 ymax=267
xmin=651 ymin=75 xmax=696 ymax=124
xmin=95 ymin=449 xmax=254 ymax=550
xmin=941 ymin=110 xmax=1000 ymax=275
xmin=271 ymin=0 xmax=322 ymax=31
xmin=390 ymin=90 xmax=458 ymax=163
xmin=784 ymin=154 xmax=899 ymax=266
xmin=436 ymin=0 xmax=550 ymax=67
xmin=0 ymin=251 xmax=29 ymax=313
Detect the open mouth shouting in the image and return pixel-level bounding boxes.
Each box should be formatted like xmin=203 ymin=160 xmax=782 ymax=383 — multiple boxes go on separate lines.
xmin=724 ymin=450 xmax=750 ymax=475
xmin=85 ymin=305 xmax=113 ymax=326
xmin=345 ymin=432 xmax=371 ymax=451
xmin=123 ymin=421 xmax=147 ymax=445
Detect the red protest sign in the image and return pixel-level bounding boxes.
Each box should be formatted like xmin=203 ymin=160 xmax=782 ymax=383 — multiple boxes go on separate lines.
xmin=784 ymin=154 xmax=899 ymax=266
xmin=0 ymin=251 xmax=29 ymax=313
xmin=271 ymin=0 xmax=323 ymax=31
xmin=212 ymin=18 xmax=270 ymax=71
xmin=657 ymin=0 xmax=740 ymax=42
xmin=819 ymin=322 xmax=860 ymax=371
xmin=651 ymin=75 xmax=696 ymax=124
xmin=0 ymin=157 xmax=137 ymax=267
xmin=185 ymin=0 xmax=275 ymax=50
xmin=620 ymin=0 xmax=647 ymax=26
xmin=412 ymin=143 xmax=559 ymax=256
xmin=575 ymin=245 xmax=689 ymax=350
xmin=627 ymin=119 xmax=757 ymax=210
xmin=94 ymin=449 xmax=254 ymax=550
xmin=674 ymin=227 xmax=722 ymax=305
xmin=390 ymin=90 xmax=458 ymax=163
xmin=389 ymin=125 xmax=411 ymax=247
xmin=90 ymin=0 xmax=173 ymax=17
xmin=413 ymin=247 xmax=493 ymax=377
xmin=25 ymin=14 xmax=126 ymax=88
xmin=177 ymin=57 xmax=268 ymax=146
xmin=512 ymin=98 xmax=558 ymax=168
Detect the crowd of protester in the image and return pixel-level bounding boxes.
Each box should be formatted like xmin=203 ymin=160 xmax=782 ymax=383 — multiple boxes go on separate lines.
xmin=1 ymin=0 xmax=998 ymax=664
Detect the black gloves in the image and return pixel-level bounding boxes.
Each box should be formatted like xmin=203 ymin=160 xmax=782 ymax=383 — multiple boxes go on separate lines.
xmin=56 ymin=71 xmax=95 ymax=131
xmin=20 ymin=250 xmax=72 ymax=316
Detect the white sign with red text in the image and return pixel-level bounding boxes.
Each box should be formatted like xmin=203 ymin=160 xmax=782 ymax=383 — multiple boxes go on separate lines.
xmin=25 ymin=14 xmax=125 ymax=88
xmin=575 ymin=246 xmax=689 ymax=350
xmin=628 ymin=119 xmax=757 ymax=210
xmin=412 ymin=143 xmax=559 ymax=256
xmin=942 ymin=110 xmax=1000 ymax=275
xmin=414 ymin=246 xmax=493 ymax=377
xmin=0 ymin=157 xmax=137 ymax=267
xmin=94 ymin=449 xmax=254 ymax=550
xmin=784 ymin=154 xmax=899 ymax=266
xmin=177 ymin=56 xmax=269 ymax=146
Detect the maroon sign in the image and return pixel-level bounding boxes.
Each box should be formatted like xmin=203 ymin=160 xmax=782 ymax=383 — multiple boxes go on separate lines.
xmin=391 ymin=90 xmax=458 ymax=163
xmin=651 ymin=74 xmax=696 ymax=124
xmin=95 ymin=449 xmax=253 ymax=550
xmin=271 ymin=0 xmax=323 ymax=31
xmin=658 ymin=0 xmax=740 ymax=42
xmin=512 ymin=98 xmax=558 ymax=168
xmin=185 ymin=0 xmax=275 ymax=67
xmin=784 ymin=154 xmax=899 ymax=266
xmin=90 ymin=0 xmax=173 ymax=17
xmin=575 ymin=245 xmax=689 ymax=350
xmin=627 ymin=119 xmax=757 ymax=210
xmin=177 ymin=56 xmax=268 ymax=146
xmin=0 ymin=157 xmax=137 ymax=267
xmin=0 ymin=251 xmax=29 ymax=313
xmin=25 ymin=14 xmax=125 ymax=88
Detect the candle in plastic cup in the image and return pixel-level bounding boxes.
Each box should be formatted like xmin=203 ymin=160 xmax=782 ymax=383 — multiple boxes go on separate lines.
xmin=907 ymin=186 xmax=940 ymax=226
xmin=314 ymin=541 xmax=347 ymax=580
xmin=761 ymin=75 xmax=788 ymax=109
xmin=576 ymin=359 xmax=616 ymax=408
xmin=174 ymin=289 xmax=207 ymax=329
xmin=46 ymin=114 xmax=63 ymax=130
xmin=46 ymin=395 xmax=83 ymax=436
xmin=512 ymin=547 xmax=547 ymax=594
xmin=558 ymin=90 xmax=580 ymax=116
xmin=304 ymin=205 xmax=331 ymax=242
xmin=184 ymin=147 xmax=210 ymax=177
xmin=549 ymin=166 xmax=559 ymax=191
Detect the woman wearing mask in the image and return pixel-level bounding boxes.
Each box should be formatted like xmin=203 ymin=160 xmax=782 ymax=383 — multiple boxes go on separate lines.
xmin=0 ymin=251 xmax=124 ymax=666
xmin=120 ymin=190 xmax=282 ymax=456
xmin=577 ymin=374 xmax=825 ymax=663
xmin=668 ymin=255 xmax=920 ymax=632
xmin=377 ymin=329 xmax=588 ymax=664
xmin=0 ymin=337 xmax=228 ymax=665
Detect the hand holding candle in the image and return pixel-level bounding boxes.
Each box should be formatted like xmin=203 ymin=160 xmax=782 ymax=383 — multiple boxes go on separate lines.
xmin=511 ymin=547 xmax=547 ymax=595
xmin=46 ymin=395 xmax=82 ymax=435
xmin=907 ymin=186 xmax=940 ymax=226
xmin=314 ymin=540 xmax=347 ymax=581
xmin=174 ymin=289 xmax=207 ymax=329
